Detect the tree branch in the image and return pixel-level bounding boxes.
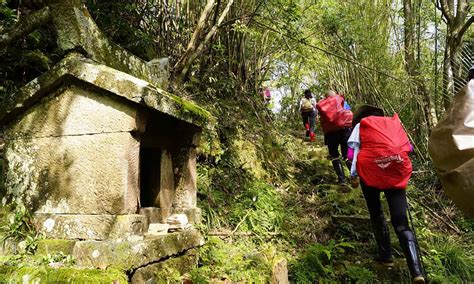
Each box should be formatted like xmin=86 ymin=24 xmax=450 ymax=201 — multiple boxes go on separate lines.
xmin=0 ymin=6 xmax=51 ymax=51
xmin=212 ymin=0 xmax=222 ymax=26
xmin=456 ymin=0 xmax=464 ymax=20
xmin=458 ymin=15 xmax=474 ymax=39
xmin=437 ymin=0 xmax=453 ymax=24
xmin=173 ymin=0 xmax=216 ymax=70
xmin=175 ymin=0 xmax=235 ymax=83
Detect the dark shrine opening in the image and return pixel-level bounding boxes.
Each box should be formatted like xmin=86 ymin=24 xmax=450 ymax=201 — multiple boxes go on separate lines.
xmin=138 ymin=109 xmax=175 ymax=209
xmin=140 ymin=147 xmax=162 ymax=207
xmin=137 ymin=108 xmax=199 ymax=211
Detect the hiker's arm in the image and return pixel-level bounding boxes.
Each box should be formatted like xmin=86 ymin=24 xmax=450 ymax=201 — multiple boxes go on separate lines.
xmin=347 ymin=124 xmax=361 ymax=177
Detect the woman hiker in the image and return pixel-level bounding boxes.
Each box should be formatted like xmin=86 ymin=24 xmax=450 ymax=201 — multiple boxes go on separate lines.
xmin=299 ymin=89 xmax=317 ymax=142
xmin=347 ymin=105 xmax=425 ymax=283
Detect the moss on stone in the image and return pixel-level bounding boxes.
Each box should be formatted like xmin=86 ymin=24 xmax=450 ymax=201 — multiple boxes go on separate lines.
xmin=72 ymin=230 xmax=204 ymax=271
xmin=231 ymin=132 xmax=268 ymax=180
xmin=154 ymin=250 xmax=197 ymax=281
xmin=166 ymin=92 xmax=213 ymax=126
xmin=0 ymin=266 xmax=127 ymax=283
xmin=36 ymin=239 xmax=77 ymax=255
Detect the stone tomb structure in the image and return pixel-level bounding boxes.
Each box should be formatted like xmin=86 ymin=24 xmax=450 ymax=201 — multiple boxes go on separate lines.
xmin=0 ymin=1 xmax=214 ymax=279
xmin=1 ymin=52 xmax=209 ymax=239
xmin=0 ymin=53 xmax=209 ymax=278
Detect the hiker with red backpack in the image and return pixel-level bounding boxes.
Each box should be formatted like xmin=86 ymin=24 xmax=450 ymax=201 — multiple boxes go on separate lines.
xmin=299 ymin=89 xmax=317 ymax=142
xmin=347 ymin=105 xmax=425 ymax=283
xmin=316 ymin=90 xmax=353 ymax=184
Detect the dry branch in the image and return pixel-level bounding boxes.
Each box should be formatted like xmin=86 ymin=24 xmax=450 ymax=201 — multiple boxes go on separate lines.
xmin=174 ymin=0 xmax=216 ymax=71
xmin=411 ymin=199 xmax=462 ymax=235
xmin=174 ymin=0 xmax=235 ymax=84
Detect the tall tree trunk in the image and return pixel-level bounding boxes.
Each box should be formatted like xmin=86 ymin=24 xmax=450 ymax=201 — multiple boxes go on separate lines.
xmin=436 ymin=0 xmax=473 ymax=108
xmin=403 ymin=0 xmax=434 ymax=131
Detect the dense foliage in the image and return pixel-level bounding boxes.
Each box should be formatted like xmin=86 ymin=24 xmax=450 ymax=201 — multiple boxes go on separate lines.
xmin=0 ymin=0 xmax=473 ymax=282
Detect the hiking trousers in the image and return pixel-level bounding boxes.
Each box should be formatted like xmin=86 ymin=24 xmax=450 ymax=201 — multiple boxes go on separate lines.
xmin=360 ymin=182 xmax=424 ymax=278
xmin=301 ymin=110 xmax=316 ymax=136
xmin=324 ymin=128 xmax=351 ymax=159
xmin=360 ymin=182 xmax=411 ymax=230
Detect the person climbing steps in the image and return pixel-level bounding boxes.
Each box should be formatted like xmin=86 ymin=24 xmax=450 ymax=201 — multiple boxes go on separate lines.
xmin=304 ymin=123 xmax=316 ymax=142
xmin=299 ymin=89 xmax=317 ymax=142
xmin=347 ymin=105 xmax=425 ymax=283
xmin=317 ymin=90 xmax=353 ymax=184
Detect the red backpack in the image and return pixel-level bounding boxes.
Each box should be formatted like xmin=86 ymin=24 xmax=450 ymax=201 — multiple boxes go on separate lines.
xmin=316 ymin=95 xmax=353 ymax=134
xmin=356 ymin=114 xmax=412 ymax=190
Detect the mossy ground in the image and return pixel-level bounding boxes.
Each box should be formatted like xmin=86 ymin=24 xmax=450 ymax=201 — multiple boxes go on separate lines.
xmin=193 ymin=127 xmax=474 ymax=283
xmin=0 ymin=264 xmax=127 ymax=283
xmin=1 ymin=127 xmax=472 ymax=283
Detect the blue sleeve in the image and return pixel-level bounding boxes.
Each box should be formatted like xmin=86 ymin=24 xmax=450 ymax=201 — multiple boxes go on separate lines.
xmin=344 ymin=101 xmax=351 ymax=110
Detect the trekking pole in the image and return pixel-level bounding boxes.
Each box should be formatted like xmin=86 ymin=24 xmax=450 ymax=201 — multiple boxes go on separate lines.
xmin=406 ymin=197 xmax=427 ymax=279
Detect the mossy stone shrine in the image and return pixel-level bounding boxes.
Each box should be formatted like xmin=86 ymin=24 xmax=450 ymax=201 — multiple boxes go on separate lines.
xmin=0 ymin=0 xmax=210 ymax=280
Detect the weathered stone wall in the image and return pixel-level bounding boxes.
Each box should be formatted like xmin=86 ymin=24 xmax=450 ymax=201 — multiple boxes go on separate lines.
xmin=4 ymin=84 xmax=141 ymax=215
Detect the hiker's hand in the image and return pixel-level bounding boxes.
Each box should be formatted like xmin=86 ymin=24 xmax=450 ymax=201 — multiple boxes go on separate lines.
xmin=350 ymin=176 xmax=359 ymax=188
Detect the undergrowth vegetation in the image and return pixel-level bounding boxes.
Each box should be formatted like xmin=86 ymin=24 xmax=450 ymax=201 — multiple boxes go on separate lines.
xmin=192 ymin=103 xmax=474 ymax=282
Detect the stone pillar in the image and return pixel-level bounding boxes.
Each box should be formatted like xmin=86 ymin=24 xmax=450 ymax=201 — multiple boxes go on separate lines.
xmin=173 ymin=147 xmax=197 ymax=209
xmin=158 ymin=149 xmax=175 ymax=220
xmin=126 ymin=135 xmax=141 ymax=214
xmin=169 ymin=132 xmax=200 ymax=223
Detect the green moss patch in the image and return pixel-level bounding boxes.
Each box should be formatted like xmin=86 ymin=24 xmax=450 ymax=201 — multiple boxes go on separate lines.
xmin=0 ymin=265 xmax=127 ymax=283
xmin=36 ymin=239 xmax=77 ymax=255
xmin=166 ymin=91 xmax=213 ymax=126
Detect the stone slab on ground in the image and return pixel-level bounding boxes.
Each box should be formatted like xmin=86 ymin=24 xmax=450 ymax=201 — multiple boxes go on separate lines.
xmin=33 ymin=214 xmax=147 ymax=240
xmin=147 ymin=223 xmax=169 ymax=236
xmin=73 ymin=228 xmax=204 ymax=270
xmin=130 ymin=248 xmax=198 ymax=283
xmin=140 ymin=207 xmax=201 ymax=225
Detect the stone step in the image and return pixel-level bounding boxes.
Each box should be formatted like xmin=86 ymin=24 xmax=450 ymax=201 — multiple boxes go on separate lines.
xmin=73 ymin=229 xmax=204 ymax=270
xmin=33 ymin=214 xmax=147 ymax=240
xmin=145 ymin=213 xmax=191 ymax=236
xmin=146 ymin=223 xmax=169 ymax=236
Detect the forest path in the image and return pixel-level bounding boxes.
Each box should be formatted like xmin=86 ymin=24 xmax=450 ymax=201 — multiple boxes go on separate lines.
xmin=283 ymin=130 xmax=412 ymax=281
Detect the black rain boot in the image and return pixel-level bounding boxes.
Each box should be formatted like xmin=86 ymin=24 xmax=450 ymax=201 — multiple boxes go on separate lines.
xmin=371 ymin=216 xmax=393 ymax=267
xmin=398 ymin=230 xmax=425 ymax=283
xmin=331 ymin=159 xmax=346 ymax=184
xmin=345 ymin=159 xmax=352 ymax=171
